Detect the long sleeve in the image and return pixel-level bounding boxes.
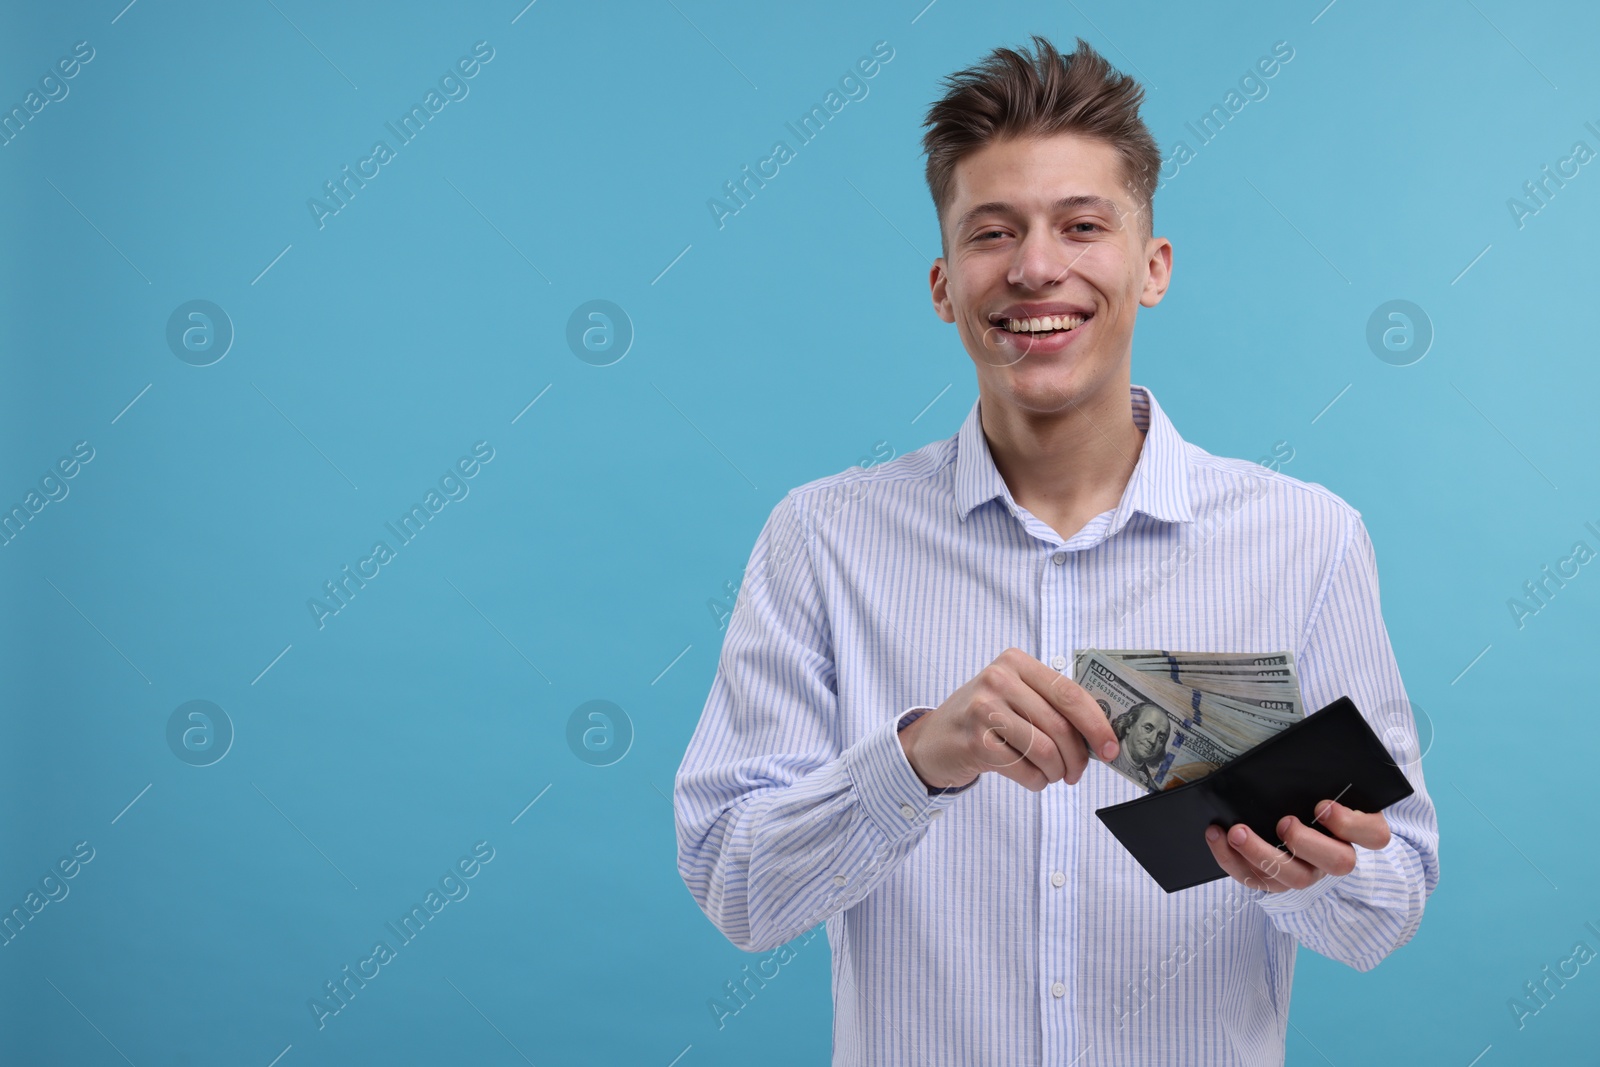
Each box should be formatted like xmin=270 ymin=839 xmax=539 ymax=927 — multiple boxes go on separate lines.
xmin=1254 ymin=513 xmax=1441 ymax=971
xmin=674 ymin=492 xmax=968 ymax=953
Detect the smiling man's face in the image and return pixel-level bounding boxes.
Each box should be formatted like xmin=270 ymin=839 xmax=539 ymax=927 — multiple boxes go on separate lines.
xmin=929 ymin=132 xmax=1171 ymax=417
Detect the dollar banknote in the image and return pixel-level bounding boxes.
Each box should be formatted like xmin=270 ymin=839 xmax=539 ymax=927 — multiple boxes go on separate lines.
xmin=1073 ymin=648 xmax=1305 ymax=793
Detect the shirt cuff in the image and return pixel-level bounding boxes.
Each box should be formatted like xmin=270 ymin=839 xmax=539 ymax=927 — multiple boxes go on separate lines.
xmin=1254 ymin=839 xmax=1374 ymax=913
xmin=844 ymin=707 xmax=969 ymax=841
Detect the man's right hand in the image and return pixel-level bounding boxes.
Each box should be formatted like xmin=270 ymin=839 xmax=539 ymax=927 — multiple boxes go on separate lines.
xmin=897 ymin=648 xmax=1121 ymax=792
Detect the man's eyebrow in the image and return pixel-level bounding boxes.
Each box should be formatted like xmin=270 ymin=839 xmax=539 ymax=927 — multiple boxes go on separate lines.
xmin=954 ymin=195 xmax=1124 ymax=233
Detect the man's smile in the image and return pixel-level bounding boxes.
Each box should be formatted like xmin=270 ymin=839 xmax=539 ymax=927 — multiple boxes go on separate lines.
xmin=982 ymin=301 xmax=1096 ymax=358
xmin=988 ymin=301 xmax=1096 ymax=338
xmin=996 ymin=313 xmax=1090 ymax=334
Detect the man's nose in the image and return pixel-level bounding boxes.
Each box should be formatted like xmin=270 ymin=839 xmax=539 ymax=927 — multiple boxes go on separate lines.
xmin=1007 ymin=227 xmax=1078 ymax=290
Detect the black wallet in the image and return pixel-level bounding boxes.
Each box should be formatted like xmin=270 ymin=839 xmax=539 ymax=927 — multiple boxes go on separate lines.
xmin=1094 ymin=696 xmax=1415 ymax=893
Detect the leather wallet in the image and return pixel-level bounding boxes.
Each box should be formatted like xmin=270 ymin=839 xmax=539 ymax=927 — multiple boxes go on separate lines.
xmin=1094 ymin=696 xmax=1415 ymax=893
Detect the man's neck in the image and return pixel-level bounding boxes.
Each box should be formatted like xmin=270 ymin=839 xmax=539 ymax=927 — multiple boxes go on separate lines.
xmin=979 ymin=378 xmax=1147 ymax=542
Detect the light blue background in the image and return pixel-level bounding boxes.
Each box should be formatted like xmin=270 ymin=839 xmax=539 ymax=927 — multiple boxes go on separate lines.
xmin=2 ymin=1 xmax=1596 ymax=1063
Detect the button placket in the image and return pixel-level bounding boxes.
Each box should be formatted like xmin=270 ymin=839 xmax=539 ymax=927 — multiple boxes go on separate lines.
xmin=1061 ymin=550 xmax=1083 ymax=1050
xmin=1038 ymin=542 xmax=1080 ymax=1058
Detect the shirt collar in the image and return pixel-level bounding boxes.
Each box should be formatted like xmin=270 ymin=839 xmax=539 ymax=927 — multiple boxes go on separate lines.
xmin=952 ymin=383 xmax=1195 ymax=532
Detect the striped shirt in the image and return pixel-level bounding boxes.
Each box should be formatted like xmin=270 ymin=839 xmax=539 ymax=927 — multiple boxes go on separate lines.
xmin=675 ymin=384 xmax=1440 ymax=1066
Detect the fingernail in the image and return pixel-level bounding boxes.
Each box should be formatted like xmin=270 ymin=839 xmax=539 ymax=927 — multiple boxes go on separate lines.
xmin=1277 ymin=816 xmax=1292 ymax=836
xmin=1101 ymin=740 xmax=1118 ymax=760
xmin=1205 ymin=826 xmax=1221 ymax=842
xmin=1229 ymin=825 xmax=1247 ymax=844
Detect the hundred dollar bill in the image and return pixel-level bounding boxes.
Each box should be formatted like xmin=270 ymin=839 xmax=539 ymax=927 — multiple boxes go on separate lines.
xmin=1074 ymin=652 xmax=1240 ymax=792
xmin=1082 ymin=649 xmax=1291 ymax=662
xmin=1075 ymin=649 xmax=1296 ymax=680
xmin=1073 ymin=652 xmax=1302 ymax=711
xmin=1131 ymin=674 xmax=1295 ymax=753
xmin=1072 ymin=647 xmax=1308 ymax=791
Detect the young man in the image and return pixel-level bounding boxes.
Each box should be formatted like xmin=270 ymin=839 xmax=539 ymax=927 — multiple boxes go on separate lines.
xmin=675 ymin=36 xmax=1438 ymax=1065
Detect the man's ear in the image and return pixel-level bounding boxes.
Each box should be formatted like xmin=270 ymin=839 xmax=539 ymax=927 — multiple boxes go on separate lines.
xmin=1139 ymin=236 xmax=1173 ymax=308
xmin=930 ymin=259 xmax=955 ymax=323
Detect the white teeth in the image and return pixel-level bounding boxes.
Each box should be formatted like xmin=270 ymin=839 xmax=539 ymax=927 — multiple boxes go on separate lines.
xmin=1002 ymin=314 xmax=1087 ymax=333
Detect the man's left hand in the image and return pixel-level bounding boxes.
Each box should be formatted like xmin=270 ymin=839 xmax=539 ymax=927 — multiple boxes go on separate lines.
xmin=1204 ymin=799 xmax=1391 ymax=892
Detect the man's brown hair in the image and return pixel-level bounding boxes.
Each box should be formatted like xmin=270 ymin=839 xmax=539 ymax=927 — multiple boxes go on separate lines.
xmin=921 ymin=35 xmax=1160 ymax=252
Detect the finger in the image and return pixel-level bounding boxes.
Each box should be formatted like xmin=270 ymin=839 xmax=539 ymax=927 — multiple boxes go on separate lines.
xmin=974 ymin=705 xmax=1064 ymax=790
xmin=1276 ymin=816 xmax=1357 ymax=877
xmin=1015 ymin=654 xmax=1119 ymax=762
xmin=1002 ymin=673 xmax=1092 ymax=783
xmin=1225 ymin=823 xmax=1319 ymax=890
xmin=1204 ymin=825 xmax=1284 ymax=891
xmin=1312 ymin=799 xmax=1392 ymax=851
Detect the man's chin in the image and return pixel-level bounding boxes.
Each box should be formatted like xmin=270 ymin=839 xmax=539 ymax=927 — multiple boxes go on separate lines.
xmin=986 ymin=365 xmax=1095 ymax=415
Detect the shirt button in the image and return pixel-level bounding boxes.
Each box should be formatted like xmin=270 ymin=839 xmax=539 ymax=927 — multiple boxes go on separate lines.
xmin=900 ymin=803 xmax=916 ymax=820
xmin=1050 ymin=871 xmax=1065 ymax=888
xmin=1052 ymin=552 xmax=1066 ymax=565
xmin=1050 ymin=654 xmax=1067 ymax=671
xmin=929 ymin=810 xmax=943 ymax=819
xmin=833 ymin=874 xmax=848 ymax=887
xmin=1051 ymin=982 xmax=1066 ymax=998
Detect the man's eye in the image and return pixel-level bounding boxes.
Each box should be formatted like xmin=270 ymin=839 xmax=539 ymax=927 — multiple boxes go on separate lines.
xmin=1069 ymin=222 xmax=1102 ymax=233
xmin=976 ymin=230 xmax=1005 ymax=240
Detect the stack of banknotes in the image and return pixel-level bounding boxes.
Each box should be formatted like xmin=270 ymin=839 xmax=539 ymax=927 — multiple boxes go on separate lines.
xmin=1072 ymin=649 xmax=1305 ymax=793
